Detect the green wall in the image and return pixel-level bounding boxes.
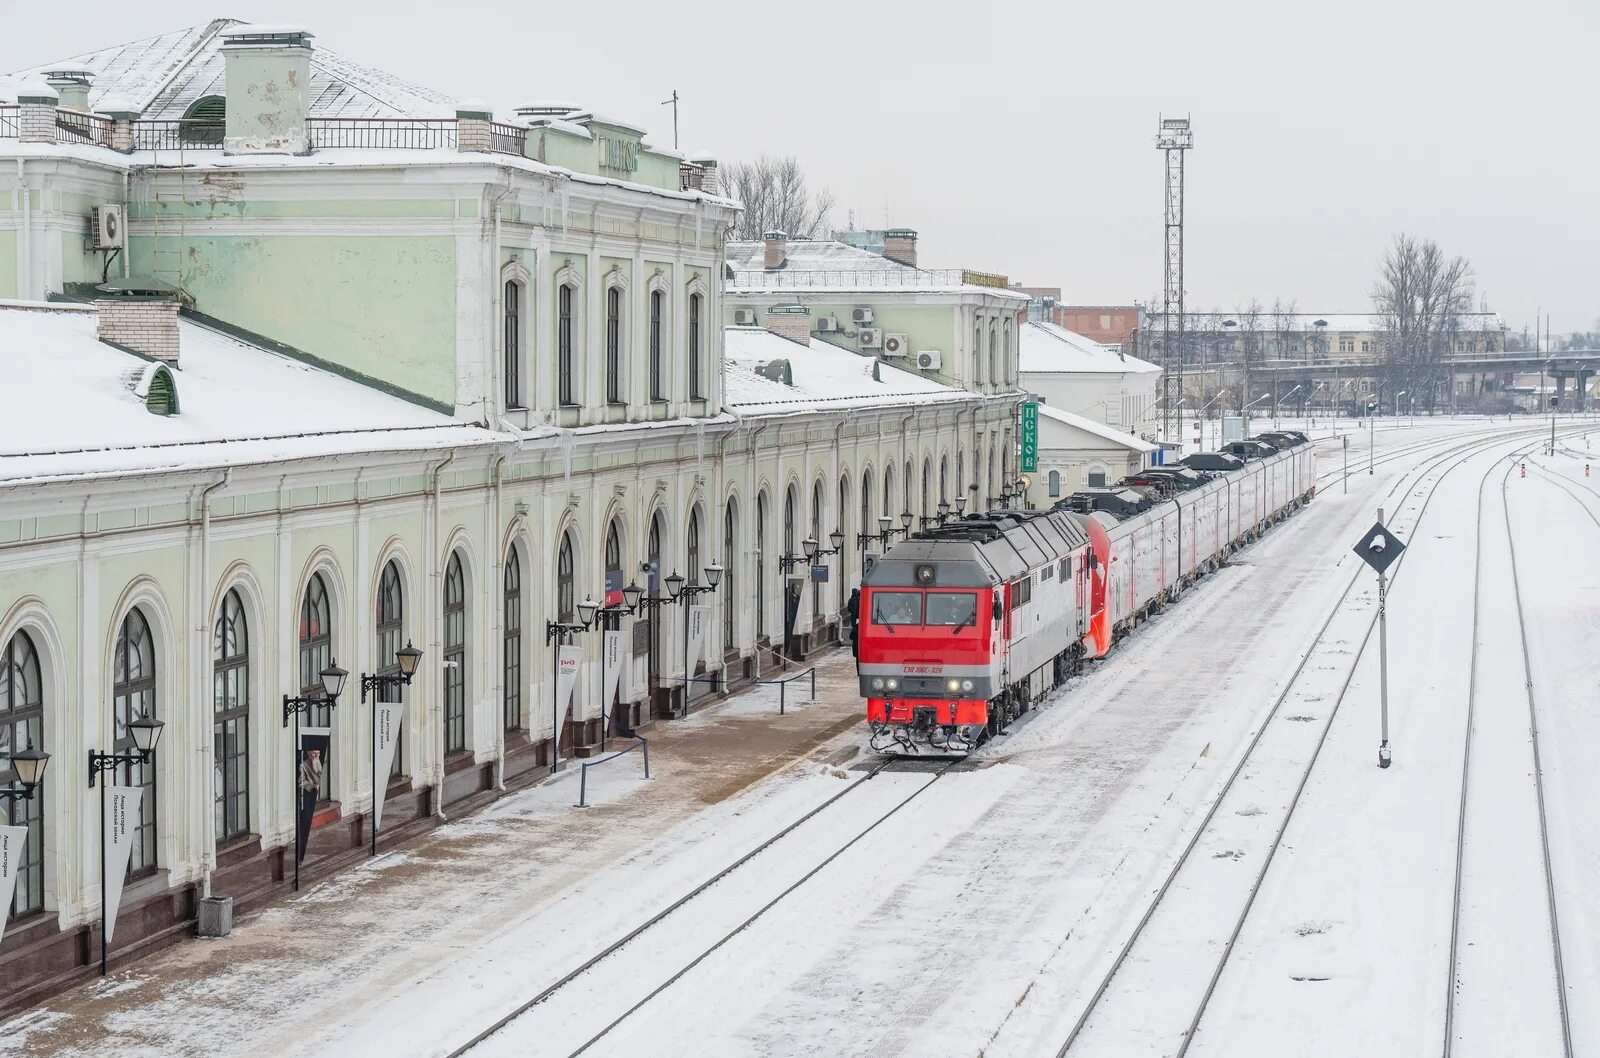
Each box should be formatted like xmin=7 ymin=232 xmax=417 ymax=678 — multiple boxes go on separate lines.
xmin=0 ymin=230 xmax=15 ymax=299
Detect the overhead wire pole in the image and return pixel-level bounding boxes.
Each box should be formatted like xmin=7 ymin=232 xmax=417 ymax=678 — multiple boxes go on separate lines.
xmin=1157 ymin=116 xmax=1193 ymax=454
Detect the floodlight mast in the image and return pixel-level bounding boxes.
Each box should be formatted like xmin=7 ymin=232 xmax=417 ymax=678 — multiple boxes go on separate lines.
xmin=1156 ymin=116 xmax=1193 ymax=450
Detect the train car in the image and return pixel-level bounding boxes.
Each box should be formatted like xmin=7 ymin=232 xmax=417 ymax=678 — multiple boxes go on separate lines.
xmin=860 ymin=439 xmax=1316 ymax=753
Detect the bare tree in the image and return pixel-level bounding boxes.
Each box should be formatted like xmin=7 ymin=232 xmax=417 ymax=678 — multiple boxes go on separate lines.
xmin=1371 ymin=233 xmax=1475 ymax=413
xmin=723 ymin=155 xmax=837 ymax=241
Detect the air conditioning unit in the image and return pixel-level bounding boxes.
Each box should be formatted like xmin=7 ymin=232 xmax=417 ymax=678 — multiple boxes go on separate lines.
xmin=881 ymin=332 xmax=909 ymax=357
xmin=733 ymin=308 xmax=757 ymax=326
xmin=816 ymin=316 xmax=839 ymax=332
xmin=858 ymin=327 xmax=882 ymax=349
xmin=916 ymin=349 xmax=943 ymax=371
xmin=851 ymin=307 xmax=874 ymax=325
xmin=90 ymin=205 xmax=124 ymax=250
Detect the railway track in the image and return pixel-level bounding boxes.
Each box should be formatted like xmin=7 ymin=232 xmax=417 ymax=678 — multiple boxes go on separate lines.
xmin=1443 ymin=455 xmax=1582 ymax=1057
xmin=444 ymin=757 xmax=959 ymax=1058
xmin=1051 ymin=425 xmax=1592 ymax=1058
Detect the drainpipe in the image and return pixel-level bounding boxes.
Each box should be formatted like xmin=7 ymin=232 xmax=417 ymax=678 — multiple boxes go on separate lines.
xmin=428 ymin=451 xmax=455 ymax=819
xmin=122 ymin=169 xmax=131 ymax=278
xmin=18 ymin=160 xmax=31 ymax=299
xmin=746 ymin=422 xmax=767 ymax=681
xmin=197 ymin=468 xmax=230 ymax=899
xmin=487 ymin=177 xmax=513 ymax=424
xmin=490 ymin=449 xmax=509 ymax=791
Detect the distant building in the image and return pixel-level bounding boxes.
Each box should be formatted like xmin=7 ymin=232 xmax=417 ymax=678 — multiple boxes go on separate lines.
xmin=1059 ymin=306 xmax=1143 ymax=348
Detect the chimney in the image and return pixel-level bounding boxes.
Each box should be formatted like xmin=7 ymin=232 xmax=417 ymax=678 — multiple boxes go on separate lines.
xmin=689 ymin=151 xmax=720 ymax=195
xmin=763 ymin=230 xmax=787 ymax=270
xmin=883 ymin=228 xmax=918 ymax=268
xmin=765 ymin=306 xmax=812 ymax=344
xmin=96 ymin=96 xmax=140 ymax=153
xmin=220 ymin=25 xmax=315 ymax=154
xmin=96 ymin=280 xmax=182 ymax=365
xmin=42 ymin=67 xmax=94 ymax=112
xmin=15 ymin=80 xmax=59 ymax=143
xmin=455 ymin=98 xmax=493 ymax=152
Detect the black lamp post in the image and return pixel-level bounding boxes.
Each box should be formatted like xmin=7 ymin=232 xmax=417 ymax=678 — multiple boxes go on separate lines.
xmin=596 ymin=590 xmax=641 ymax=750
xmin=87 ymin=716 xmax=164 ymax=975
xmin=856 ymin=515 xmax=893 ymax=553
xmin=359 ymin=641 xmax=422 ymax=857
xmin=0 ymin=743 xmax=50 ymax=813
xmin=629 ymin=579 xmax=671 ymax=719
xmin=667 ymin=564 xmax=722 ymax=710
xmin=545 ymin=600 xmax=598 ymax=773
xmin=281 ymin=661 xmax=348 ymax=890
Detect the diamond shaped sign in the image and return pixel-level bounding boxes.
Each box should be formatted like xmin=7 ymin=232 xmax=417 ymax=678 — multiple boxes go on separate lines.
xmin=1352 ymin=520 xmax=1406 ymax=575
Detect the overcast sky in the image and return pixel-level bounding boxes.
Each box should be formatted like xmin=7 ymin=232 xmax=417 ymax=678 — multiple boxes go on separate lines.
xmin=7 ymin=0 xmax=1595 ymax=332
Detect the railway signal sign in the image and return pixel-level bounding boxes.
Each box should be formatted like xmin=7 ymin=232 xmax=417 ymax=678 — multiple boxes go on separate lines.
xmin=1353 ymin=520 xmax=1405 ymax=575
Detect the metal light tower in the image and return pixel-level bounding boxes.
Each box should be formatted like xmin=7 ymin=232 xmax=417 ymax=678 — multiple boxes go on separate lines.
xmin=1156 ymin=116 xmax=1193 ymax=448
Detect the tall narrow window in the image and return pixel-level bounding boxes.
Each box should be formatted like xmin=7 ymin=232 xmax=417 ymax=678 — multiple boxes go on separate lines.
xmin=837 ymin=476 xmax=850 ymax=590
xmin=811 ymin=481 xmax=823 ymax=618
xmin=989 ymin=324 xmax=998 ymax=386
xmin=940 ymin=457 xmax=949 ymax=504
xmin=503 ymin=279 xmax=522 ymax=409
xmin=605 ymin=286 xmax=623 ymax=404
xmin=299 ymin=574 xmax=334 ymax=799
xmin=377 ymin=562 xmax=405 ymax=778
xmin=504 ymin=549 xmax=522 ymax=731
xmin=784 ymin=487 xmax=796 ymax=561
xmin=213 ymin=590 xmax=250 ymax=843
xmin=648 ymin=514 xmax=663 ymax=668
xmin=922 ymin=458 xmax=932 ymax=516
xmin=755 ymin=494 xmax=768 ymax=638
xmin=1 ymin=631 xmax=44 ymax=918
xmin=1049 ymin=470 xmax=1062 ymax=497
xmin=688 ymin=292 xmax=704 ymax=401
xmin=723 ymin=500 xmax=737 ymax=647
xmin=860 ymin=470 xmax=872 ymax=548
xmin=558 ymin=284 xmax=576 ymax=406
xmin=883 ymin=466 xmax=894 ymax=519
xmin=904 ymin=459 xmax=912 ymax=513
xmin=443 ymin=553 xmax=467 ymax=755
xmin=975 ymin=323 xmax=983 ymax=383
xmin=649 ymin=290 xmax=665 ymax=401
xmin=605 ymin=520 xmax=624 ymax=615
xmin=557 ymin=532 xmax=575 ymax=622
xmin=687 ymin=510 xmax=702 ymax=586
xmin=113 ymin=608 xmax=158 ymax=877
xmin=957 ymin=452 xmax=965 ymax=499
xmin=1003 ymin=319 xmax=1013 ymax=385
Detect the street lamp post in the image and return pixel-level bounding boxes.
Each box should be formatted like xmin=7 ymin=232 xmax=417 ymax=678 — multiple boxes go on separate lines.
xmin=87 ymin=715 xmax=165 ymax=975
xmin=667 ymin=565 xmax=723 ymax=708
xmin=358 ymin=642 xmax=422 ymax=857
xmin=280 ymin=661 xmax=348 ymax=891
xmin=545 ymin=600 xmax=598 ymax=774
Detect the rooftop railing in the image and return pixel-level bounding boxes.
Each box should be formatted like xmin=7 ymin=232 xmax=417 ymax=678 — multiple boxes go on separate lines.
xmin=729 ymin=268 xmax=1003 ymax=290
xmin=0 ymin=105 xmax=17 ymax=138
xmin=306 ymin=116 xmax=459 ymax=150
xmin=54 ymin=109 xmax=114 ymax=147
xmin=488 ymin=121 xmax=526 ymax=157
xmin=131 ymin=119 xmax=224 ymax=150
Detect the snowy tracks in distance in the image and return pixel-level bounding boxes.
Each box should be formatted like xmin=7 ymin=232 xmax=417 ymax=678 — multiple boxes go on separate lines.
xmin=1446 ymin=455 xmax=1577 ymax=1058
xmin=457 ymin=759 xmax=959 ymax=1058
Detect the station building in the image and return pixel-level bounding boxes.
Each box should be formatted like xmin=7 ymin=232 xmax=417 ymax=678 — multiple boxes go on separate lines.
xmin=0 ymin=20 xmax=1018 ymax=1006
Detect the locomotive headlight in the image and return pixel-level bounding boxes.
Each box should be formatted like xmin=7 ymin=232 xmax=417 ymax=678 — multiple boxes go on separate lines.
xmin=885 ymin=677 xmax=899 ymax=691
xmin=946 ymin=679 xmax=961 ymax=693
xmin=870 ymin=677 xmax=885 ymax=691
xmin=962 ymin=679 xmax=975 ymax=692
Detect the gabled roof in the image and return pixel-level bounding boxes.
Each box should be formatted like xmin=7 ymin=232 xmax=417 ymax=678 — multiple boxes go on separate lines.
xmin=1019 ymin=320 xmax=1158 ymax=374
xmin=10 ymin=19 xmax=458 ymax=120
xmin=723 ymin=326 xmax=971 ymax=414
xmin=0 ymin=302 xmax=486 ymax=483
xmin=1036 ymin=403 xmax=1157 ymax=453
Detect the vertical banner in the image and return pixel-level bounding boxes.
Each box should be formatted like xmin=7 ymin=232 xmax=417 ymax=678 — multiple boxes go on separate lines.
xmin=102 ymin=786 xmax=145 ymax=944
xmin=372 ymin=704 xmax=403 ymax=833
xmin=603 ymin=630 xmax=625 ymax=709
xmin=556 ymin=645 xmax=583 ymax=719
xmin=0 ymin=825 xmax=28 ymax=942
xmin=295 ymin=728 xmax=331 ymax=866
xmin=687 ymin=605 xmax=711 ymax=672
xmin=1020 ymin=402 xmax=1039 ymax=473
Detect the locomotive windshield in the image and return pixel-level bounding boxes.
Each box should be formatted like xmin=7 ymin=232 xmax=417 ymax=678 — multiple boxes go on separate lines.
xmin=871 ymin=592 xmax=922 ymax=625
xmin=924 ymin=592 xmax=978 ymax=627
xmin=869 ymin=590 xmax=979 ymax=628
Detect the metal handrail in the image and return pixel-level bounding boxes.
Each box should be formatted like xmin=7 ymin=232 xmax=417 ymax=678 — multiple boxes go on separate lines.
xmin=756 ymin=666 xmax=817 ymax=715
xmin=307 ymin=117 xmax=458 ymax=150
xmin=55 ymin=109 xmax=114 ymax=147
xmin=488 ymin=121 xmax=526 ymax=156
xmin=576 ymin=736 xmax=650 ymax=808
xmin=131 ymin=119 xmax=224 ymax=150
xmin=0 ymin=106 xmax=18 ymax=138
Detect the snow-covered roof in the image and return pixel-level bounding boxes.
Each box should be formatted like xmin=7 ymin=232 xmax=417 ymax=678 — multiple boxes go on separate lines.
xmin=723 ymin=327 xmax=971 ymax=415
xmin=725 ymin=239 xmax=1026 ymax=298
xmin=0 ymin=302 xmax=490 ymax=484
xmin=1019 ymin=321 xmax=1158 ymax=375
xmin=14 ymin=19 xmax=458 ymax=120
xmin=1036 ymin=403 xmax=1158 ymax=453
xmin=1145 ymin=311 xmax=1505 ymax=333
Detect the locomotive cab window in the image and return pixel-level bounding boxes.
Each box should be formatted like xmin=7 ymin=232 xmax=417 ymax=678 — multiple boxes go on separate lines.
xmin=871 ymin=591 xmax=922 ymax=626
xmin=924 ymin=592 xmax=978 ymax=627
xmin=1011 ymin=578 xmax=1032 ymax=607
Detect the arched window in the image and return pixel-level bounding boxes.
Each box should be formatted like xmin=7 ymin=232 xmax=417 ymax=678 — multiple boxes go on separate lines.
xmin=557 ymin=532 xmax=576 ymax=621
xmin=181 ymin=95 xmax=225 ymax=145
xmin=921 ymin=458 xmax=931 ymax=516
xmin=811 ymin=481 xmax=824 ymax=615
xmin=605 ymin=286 xmax=623 ymax=404
xmin=558 ymin=283 xmax=576 ymax=406
xmin=882 ymin=465 xmax=894 ymax=519
xmin=837 ymin=475 xmax=851 ymax=589
xmin=974 ymin=322 xmax=983 ymax=384
xmin=443 ymin=552 xmax=467 ymax=755
xmin=113 ymin=608 xmax=158 ymax=877
xmin=903 ymin=459 xmax=912 ymax=513
xmin=299 ymin=574 xmax=334 ymax=797
xmin=940 ymin=456 xmax=949 ymax=504
xmin=1048 ymin=470 xmax=1062 ymax=497
xmin=213 ymin=589 xmax=250 ymax=843
xmin=687 ymin=509 xmax=702 ymax=585
xmin=957 ymin=452 xmax=965 ymax=499
xmin=989 ymin=324 xmax=998 ymax=386
xmin=503 ymin=279 xmax=523 ymax=409
xmin=688 ymin=292 xmax=705 ymax=401
xmin=859 ymin=469 xmax=872 ymax=548
xmin=755 ymin=494 xmax=769 ymax=638
xmin=605 ymin=520 xmax=623 ymax=605
xmin=504 ymin=548 xmax=522 ymax=731
xmin=723 ymin=500 xmax=738 ymax=646
xmin=1003 ymin=319 xmax=1013 ymax=385
xmin=649 ymin=290 xmax=666 ymax=402
xmin=377 ymin=562 xmax=408 ymax=777
xmin=648 ymin=512 xmax=664 ymax=666
xmin=1 ymin=631 xmax=44 ymax=918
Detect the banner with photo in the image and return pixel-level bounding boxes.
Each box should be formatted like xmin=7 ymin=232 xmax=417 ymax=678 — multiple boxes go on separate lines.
xmin=687 ymin=605 xmax=711 ymax=672
xmin=373 ymin=704 xmax=403 ymax=833
xmin=102 ymin=786 xmax=145 ymax=944
xmin=295 ymin=727 xmax=332 ymax=866
xmin=0 ymin=825 xmax=28 ymax=943
xmin=603 ymin=630 xmax=625 ymax=709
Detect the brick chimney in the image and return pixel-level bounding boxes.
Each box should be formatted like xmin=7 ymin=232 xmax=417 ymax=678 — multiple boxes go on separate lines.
xmin=15 ymin=80 xmax=59 ymax=143
xmin=220 ymin=25 xmax=315 ymax=154
xmin=689 ymin=151 xmax=720 ymax=195
xmin=763 ymin=230 xmax=787 ymax=270
xmin=42 ymin=67 xmax=94 ymax=112
xmin=96 ymin=280 xmax=181 ymax=365
xmin=883 ymin=228 xmax=918 ymax=268
xmin=765 ymin=307 xmax=812 ymax=344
